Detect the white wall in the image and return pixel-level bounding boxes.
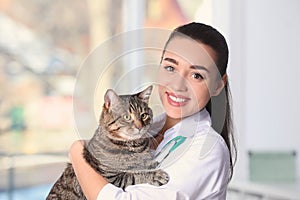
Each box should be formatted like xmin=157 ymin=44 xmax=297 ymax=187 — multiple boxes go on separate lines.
xmin=228 ymin=0 xmax=300 ymax=181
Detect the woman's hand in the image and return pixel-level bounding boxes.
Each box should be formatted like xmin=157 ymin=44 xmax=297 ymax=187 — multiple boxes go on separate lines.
xmin=69 ymin=140 xmax=85 ymax=161
xmin=69 ymin=140 xmax=109 ymax=200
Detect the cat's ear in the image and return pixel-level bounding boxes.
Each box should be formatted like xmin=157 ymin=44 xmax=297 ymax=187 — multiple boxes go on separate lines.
xmin=104 ymin=89 xmax=121 ymax=109
xmin=137 ymin=85 xmax=153 ymax=104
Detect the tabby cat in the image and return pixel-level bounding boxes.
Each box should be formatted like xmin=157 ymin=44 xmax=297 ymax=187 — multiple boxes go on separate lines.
xmin=46 ymin=86 xmax=169 ymax=199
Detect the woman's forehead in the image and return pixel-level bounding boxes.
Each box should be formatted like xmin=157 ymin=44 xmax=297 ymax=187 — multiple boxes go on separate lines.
xmin=164 ymin=37 xmax=217 ymax=68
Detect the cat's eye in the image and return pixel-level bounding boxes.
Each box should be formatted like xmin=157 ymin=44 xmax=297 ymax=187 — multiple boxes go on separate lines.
xmin=123 ymin=114 xmax=131 ymax=121
xmin=141 ymin=113 xmax=148 ymax=120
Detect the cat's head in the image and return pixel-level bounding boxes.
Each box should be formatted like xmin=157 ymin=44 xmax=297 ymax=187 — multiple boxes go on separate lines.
xmin=100 ymin=86 xmax=153 ymax=141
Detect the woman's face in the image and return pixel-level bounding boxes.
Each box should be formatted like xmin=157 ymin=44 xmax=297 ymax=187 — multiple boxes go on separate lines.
xmin=158 ymin=36 xmax=224 ymax=119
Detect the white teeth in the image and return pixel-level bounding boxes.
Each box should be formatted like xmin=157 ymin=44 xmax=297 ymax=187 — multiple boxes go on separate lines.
xmin=169 ymin=95 xmax=186 ymax=103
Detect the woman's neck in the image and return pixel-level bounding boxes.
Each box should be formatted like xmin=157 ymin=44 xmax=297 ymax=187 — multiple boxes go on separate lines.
xmin=160 ymin=116 xmax=181 ymax=135
xmin=153 ymin=116 xmax=182 ymax=149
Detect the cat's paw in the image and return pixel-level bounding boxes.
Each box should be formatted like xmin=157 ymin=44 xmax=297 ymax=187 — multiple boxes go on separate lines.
xmin=151 ymin=169 xmax=169 ymax=186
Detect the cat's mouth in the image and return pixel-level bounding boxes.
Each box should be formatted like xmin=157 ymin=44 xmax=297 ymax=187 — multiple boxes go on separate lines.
xmin=107 ymin=130 xmax=144 ymax=141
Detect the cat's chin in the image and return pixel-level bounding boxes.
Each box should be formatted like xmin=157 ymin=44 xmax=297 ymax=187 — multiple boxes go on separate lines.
xmin=107 ymin=131 xmax=144 ymax=142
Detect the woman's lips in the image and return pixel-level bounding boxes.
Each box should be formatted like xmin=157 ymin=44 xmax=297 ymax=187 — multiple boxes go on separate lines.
xmin=166 ymin=92 xmax=190 ymax=107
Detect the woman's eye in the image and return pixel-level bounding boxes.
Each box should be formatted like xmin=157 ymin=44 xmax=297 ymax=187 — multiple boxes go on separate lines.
xmin=192 ymin=73 xmax=204 ymax=80
xmin=141 ymin=113 xmax=148 ymax=120
xmin=164 ymin=66 xmax=175 ymax=72
xmin=123 ymin=114 xmax=131 ymax=121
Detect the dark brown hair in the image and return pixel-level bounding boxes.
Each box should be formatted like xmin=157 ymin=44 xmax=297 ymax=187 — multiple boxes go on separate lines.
xmin=163 ymin=22 xmax=237 ymax=180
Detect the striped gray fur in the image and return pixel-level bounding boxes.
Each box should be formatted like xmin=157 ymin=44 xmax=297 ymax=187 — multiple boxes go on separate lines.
xmin=46 ymin=86 xmax=169 ymax=199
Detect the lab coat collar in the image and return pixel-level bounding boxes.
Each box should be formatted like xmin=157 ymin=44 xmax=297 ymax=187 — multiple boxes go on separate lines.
xmin=152 ymin=108 xmax=212 ymax=155
xmin=167 ymin=108 xmax=212 ymax=138
xmin=149 ymin=109 xmax=212 ymax=138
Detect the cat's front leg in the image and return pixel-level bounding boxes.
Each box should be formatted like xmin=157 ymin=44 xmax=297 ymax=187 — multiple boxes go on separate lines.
xmin=107 ymin=169 xmax=169 ymax=190
xmin=126 ymin=169 xmax=169 ymax=187
xmin=147 ymin=169 xmax=169 ymax=186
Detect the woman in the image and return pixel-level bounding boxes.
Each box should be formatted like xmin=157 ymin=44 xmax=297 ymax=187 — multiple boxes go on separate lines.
xmin=70 ymin=22 xmax=237 ymax=199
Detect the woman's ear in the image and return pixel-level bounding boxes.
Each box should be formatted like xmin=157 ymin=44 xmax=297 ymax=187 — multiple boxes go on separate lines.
xmin=212 ymin=74 xmax=227 ymax=96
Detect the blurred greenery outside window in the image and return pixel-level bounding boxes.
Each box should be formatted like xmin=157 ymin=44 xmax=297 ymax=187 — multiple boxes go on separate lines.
xmin=0 ymin=0 xmax=202 ymax=154
xmin=0 ymin=0 xmax=210 ymax=198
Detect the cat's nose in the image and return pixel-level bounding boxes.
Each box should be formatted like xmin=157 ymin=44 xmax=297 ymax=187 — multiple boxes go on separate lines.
xmin=134 ymin=120 xmax=143 ymax=130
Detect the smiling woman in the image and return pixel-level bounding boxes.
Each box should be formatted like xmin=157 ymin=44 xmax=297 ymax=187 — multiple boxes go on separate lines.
xmin=69 ymin=22 xmax=237 ymax=200
xmin=158 ymin=37 xmax=222 ymax=121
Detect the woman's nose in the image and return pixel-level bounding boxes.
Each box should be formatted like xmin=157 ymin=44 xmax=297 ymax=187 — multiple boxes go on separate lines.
xmin=171 ymin=74 xmax=188 ymax=92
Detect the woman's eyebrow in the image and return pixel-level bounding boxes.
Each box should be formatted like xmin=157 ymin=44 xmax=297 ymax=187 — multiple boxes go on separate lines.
xmin=190 ymin=65 xmax=210 ymax=73
xmin=163 ymin=57 xmax=178 ymax=65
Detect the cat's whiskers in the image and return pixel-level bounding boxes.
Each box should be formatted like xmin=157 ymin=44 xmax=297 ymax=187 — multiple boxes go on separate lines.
xmin=144 ymin=132 xmax=159 ymax=150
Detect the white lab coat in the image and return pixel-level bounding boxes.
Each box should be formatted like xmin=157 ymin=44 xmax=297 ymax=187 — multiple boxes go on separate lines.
xmin=97 ymin=109 xmax=230 ymax=200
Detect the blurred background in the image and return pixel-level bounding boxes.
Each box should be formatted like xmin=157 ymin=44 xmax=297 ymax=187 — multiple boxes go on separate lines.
xmin=0 ymin=0 xmax=299 ymax=199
